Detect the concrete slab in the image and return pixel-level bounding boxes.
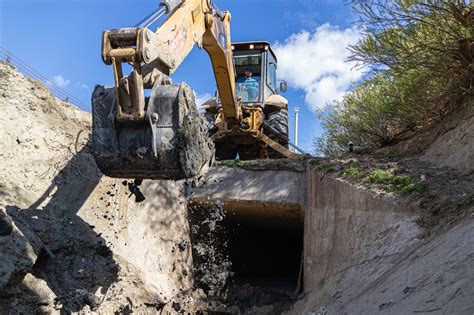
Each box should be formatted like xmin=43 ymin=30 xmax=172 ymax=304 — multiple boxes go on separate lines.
xmin=190 ymin=166 xmax=307 ymax=222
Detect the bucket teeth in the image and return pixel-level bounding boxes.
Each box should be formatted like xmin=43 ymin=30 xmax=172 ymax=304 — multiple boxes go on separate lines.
xmin=91 ymin=83 xmax=215 ymax=180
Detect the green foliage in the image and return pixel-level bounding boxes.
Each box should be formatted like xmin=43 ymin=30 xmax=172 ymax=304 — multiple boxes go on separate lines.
xmin=315 ymin=1 xmax=474 ymax=156
xmin=340 ymin=167 xmax=426 ymax=195
xmin=392 ymin=175 xmax=412 ymax=189
xmin=341 ymin=166 xmax=362 ymax=179
xmin=220 ymin=158 xmax=244 ymax=168
xmin=362 ymin=170 xmax=425 ymax=194
xmin=386 ymin=175 xmax=426 ymax=194
xmin=399 ymin=181 xmax=426 ymax=195
xmin=364 ymin=169 xmax=394 ymax=184
xmin=457 ymin=193 xmax=474 ymax=207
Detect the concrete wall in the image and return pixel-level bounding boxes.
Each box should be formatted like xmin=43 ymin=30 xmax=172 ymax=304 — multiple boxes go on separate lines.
xmin=291 ymin=170 xmax=474 ymax=314
xmin=190 ymin=166 xmax=306 ymax=222
xmin=303 ymin=171 xmax=422 ymax=294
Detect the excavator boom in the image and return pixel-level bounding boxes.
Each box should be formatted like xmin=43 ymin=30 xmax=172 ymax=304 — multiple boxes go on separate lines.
xmin=92 ymin=0 xmax=239 ymax=180
xmin=100 ymin=0 xmax=239 ymax=122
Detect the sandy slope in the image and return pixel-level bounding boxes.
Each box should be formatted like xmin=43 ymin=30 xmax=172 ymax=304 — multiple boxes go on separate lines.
xmin=0 ymin=62 xmax=199 ymax=313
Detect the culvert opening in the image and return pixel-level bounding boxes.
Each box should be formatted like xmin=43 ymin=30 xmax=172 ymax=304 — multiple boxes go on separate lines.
xmin=188 ymin=200 xmax=304 ymax=309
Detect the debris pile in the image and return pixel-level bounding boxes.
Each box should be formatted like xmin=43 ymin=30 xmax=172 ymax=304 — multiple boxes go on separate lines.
xmin=189 ymin=201 xmax=232 ymax=303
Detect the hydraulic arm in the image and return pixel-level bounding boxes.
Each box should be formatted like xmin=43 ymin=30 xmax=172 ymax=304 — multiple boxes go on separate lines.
xmin=100 ymin=0 xmax=240 ymax=125
xmin=92 ymin=0 xmax=241 ymax=180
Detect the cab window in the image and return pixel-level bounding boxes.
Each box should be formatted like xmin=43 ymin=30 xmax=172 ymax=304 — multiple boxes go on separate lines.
xmin=233 ymin=51 xmax=263 ymax=102
xmin=267 ymin=52 xmax=277 ymax=93
xmin=267 ymin=61 xmax=277 ymax=92
xmin=236 ymin=80 xmax=260 ymax=102
xmin=234 ymin=54 xmax=261 ymax=67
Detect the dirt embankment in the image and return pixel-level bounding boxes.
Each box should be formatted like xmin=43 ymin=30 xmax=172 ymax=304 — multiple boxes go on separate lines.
xmin=376 ymin=99 xmax=474 ymax=172
xmin=0 ymin=62 xmax=202 ymax=313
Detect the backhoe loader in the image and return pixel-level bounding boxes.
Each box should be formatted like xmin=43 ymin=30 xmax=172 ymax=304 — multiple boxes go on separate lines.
xmin=91 ymin=0 xmax=299 ymax=180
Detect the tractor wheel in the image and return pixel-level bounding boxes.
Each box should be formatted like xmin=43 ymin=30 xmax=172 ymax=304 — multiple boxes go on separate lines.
xmin=264 ymin=109 xmax=289 ymax=158
xmin=264 ymin=109 xmax=289 ymax=141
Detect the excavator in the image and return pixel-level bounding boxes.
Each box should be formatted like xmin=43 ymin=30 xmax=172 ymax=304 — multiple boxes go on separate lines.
xmin=91 ymin=0 xmax=301 ymax=181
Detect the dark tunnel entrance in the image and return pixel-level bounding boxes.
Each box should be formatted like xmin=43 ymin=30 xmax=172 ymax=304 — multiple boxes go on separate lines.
xmin=188 ymin=200 xmax=304 ymax=310
xmin=224 ymin=208 xmax=303 ymax=291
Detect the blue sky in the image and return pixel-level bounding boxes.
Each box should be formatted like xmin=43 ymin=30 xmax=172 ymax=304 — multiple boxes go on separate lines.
xmin=0 ymin=0 xmax=361 ymax=152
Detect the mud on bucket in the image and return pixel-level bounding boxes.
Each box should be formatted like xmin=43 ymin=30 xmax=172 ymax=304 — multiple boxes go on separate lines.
xmin=91 ymin=82 xmax=215 ymax=180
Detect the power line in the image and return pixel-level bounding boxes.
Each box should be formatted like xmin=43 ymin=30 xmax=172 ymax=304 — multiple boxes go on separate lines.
xmin=0 ymin=47 xmax=88 ymax=111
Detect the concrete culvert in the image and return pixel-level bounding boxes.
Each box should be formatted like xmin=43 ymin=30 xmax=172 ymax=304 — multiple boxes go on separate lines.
xmin=187 ymin=164 xmax=307 ymax=311
xmin=223 ymin=203 xmax=303 ymax=292
xmin=188 ymin=199 xmax=303 ymax=311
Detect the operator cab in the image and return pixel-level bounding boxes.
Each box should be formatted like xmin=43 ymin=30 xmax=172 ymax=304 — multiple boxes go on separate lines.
xmin=203 ymin=41 xmax=290 ymax=160
xmin=232 ymin=42 xmax=284 ymax=105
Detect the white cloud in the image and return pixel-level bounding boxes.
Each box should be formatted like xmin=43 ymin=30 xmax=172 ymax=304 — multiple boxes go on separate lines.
xmin=273 ymin=24 xmax=364 ymax=111
xmin=193 ymin=91 xmax=212 ymax=107
xmin=52 ymin=75 xmax=70 ymax=88
xmin=76 ymin=82 xmax=90 ymax=90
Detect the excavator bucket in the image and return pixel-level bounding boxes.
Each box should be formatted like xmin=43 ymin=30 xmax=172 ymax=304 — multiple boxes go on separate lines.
xmin=91 ymin=83 xmax=215 ymax=180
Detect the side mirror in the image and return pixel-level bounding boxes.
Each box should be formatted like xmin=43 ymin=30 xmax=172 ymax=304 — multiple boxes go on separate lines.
xmin=280 ymin=81 xmax=288 ymax=93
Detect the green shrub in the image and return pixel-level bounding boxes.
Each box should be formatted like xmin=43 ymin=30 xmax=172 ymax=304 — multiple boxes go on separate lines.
xmin=399 ymin=181 xmax=426 ymax=195
xmin=314 ymin=1 xmax=474 ymax=156
xmin=392 ymin=175 xmax=412 ymax=190
xmin=338 ymin=166 xmax=426 ymax=195
xmin=341 ymin=166 xmax=362 ymax=179
xmin=364 ymin=169 xmax=393 ymax=184
xmin=220 ymin=158 xmax=243 ymax=168
xmin=385 ymin=175 xmax=426 ymax=194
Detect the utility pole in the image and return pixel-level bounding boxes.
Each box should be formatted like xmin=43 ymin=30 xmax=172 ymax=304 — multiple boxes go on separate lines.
xmin=294 ymin=107 xmax=299 ymax=148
